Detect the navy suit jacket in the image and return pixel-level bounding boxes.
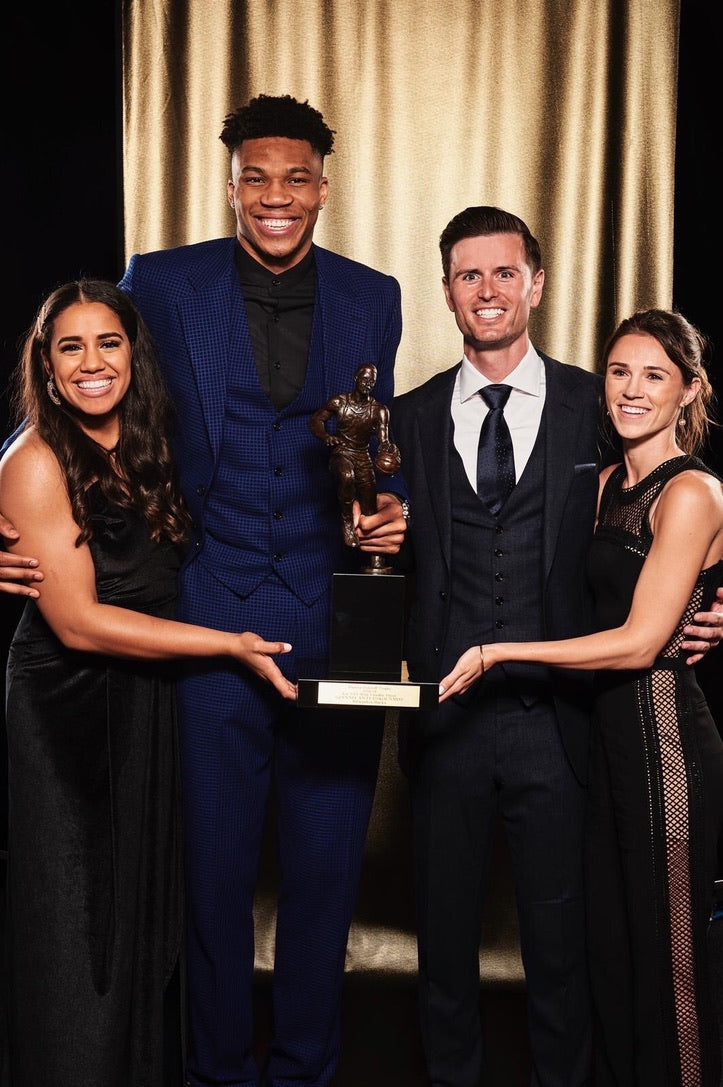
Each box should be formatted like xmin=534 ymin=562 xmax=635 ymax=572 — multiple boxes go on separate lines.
xmin=119 ymin=238 xmax=405 ymax=607
xmin=391 ymin=353 xmax=605 ymax=783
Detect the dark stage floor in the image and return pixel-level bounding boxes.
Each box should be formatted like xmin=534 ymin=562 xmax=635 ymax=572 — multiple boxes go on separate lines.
xmin=253 ymin=974 xmax=531 ymax=1087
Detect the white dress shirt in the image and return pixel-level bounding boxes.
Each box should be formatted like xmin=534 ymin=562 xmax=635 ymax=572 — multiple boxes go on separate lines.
xmin=450 ymin=345 xmax=547 ymax=490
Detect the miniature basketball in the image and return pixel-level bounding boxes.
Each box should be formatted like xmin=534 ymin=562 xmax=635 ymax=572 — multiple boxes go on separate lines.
xmin=374 ymin=443 xmax=402 ymax=475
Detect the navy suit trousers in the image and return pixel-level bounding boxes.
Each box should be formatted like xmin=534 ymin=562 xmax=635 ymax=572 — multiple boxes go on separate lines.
xmin=407 ymin=690 xmax=591 ymax=1087
xmin=177 ymin=565 xmax=383 ymax=1087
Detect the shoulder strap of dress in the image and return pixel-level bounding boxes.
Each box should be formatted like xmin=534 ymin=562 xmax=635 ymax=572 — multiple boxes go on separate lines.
xmin=598 ymin=463 xmax=625 ymax=518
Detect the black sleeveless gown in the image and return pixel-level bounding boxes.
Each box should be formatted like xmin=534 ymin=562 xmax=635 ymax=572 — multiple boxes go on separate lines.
xmin=585 ymin=455 xmax=723 ymax=1087
xmin=4 ymin=485 xmax=183 ymax=1086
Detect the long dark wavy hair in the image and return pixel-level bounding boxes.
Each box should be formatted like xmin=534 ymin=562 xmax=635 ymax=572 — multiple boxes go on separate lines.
xmin=13 ymin=279 xmax=191 ymax=546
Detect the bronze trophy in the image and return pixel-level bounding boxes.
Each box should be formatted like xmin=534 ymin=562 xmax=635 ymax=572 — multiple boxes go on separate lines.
xmin=298 ymin=364 xmax=437 ymax=710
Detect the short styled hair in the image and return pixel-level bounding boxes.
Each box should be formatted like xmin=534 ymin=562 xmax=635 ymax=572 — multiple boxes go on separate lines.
xmin=219 ymin=94 xmax=335 ymax=159
xmin=439 ymin=206 xmax=542 ymax=280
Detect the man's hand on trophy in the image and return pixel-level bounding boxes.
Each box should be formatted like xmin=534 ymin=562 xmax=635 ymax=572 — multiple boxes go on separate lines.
xmin=355 ymin=493 xmax=407 ymax=554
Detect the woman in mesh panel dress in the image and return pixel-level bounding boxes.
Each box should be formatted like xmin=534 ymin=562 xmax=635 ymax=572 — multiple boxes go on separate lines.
xmin=438 ymin=308 xmax=723 ymax=1086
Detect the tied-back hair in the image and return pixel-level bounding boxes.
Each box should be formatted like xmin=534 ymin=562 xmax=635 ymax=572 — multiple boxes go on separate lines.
xmin=601 ymin=308 xmax=716 ymax=456
xmin=13 ymin=279 xmax=191 ymax=547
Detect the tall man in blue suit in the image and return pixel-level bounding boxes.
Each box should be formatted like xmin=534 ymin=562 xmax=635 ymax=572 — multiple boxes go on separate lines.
xmin=390 ymin=206 xmax=722 ymax=1087
xmin=117 ymin=95 xmax=408 ymax=1087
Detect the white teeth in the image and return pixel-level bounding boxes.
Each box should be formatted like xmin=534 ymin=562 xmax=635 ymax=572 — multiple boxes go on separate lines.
xmin=77 ymin=379 xmax=112 ymax=389
xmin=620 ymin=405 xmax=646 ymax=414
xmin=475 ymin=308 xmax=503 ymax=318
xmin=259 ymin=218 xmax=295 ymax=229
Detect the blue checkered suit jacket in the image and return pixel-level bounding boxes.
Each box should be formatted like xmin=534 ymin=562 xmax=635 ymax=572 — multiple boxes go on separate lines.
xmin=119 ymin=238 xmax=404 ymax=608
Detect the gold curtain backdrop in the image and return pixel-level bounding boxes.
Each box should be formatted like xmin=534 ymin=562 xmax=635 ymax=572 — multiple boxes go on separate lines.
xmin=122 ymin=0 xmax=679 ymax=389
xmin=121 ymin=0 xmax=680 ymax=979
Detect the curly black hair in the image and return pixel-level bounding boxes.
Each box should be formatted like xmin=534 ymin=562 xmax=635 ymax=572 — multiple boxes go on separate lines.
xmin=219 ymin=94 xmax=335 ymax=159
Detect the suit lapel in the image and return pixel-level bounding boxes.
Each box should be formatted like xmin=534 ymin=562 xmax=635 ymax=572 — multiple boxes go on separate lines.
xmin=312 ymin=248 xmax=369 ymax=398
xmin=541 ymin=357 xmax=587 ymax=581
xmin=177 ymin=242 xmax=255 ymax=457
xmin=418 ymin=368 xmax=458 ymax=573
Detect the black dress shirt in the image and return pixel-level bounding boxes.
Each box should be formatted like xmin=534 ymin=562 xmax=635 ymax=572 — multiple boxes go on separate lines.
xmin=234 ymin=242 xmax=317 ymax=410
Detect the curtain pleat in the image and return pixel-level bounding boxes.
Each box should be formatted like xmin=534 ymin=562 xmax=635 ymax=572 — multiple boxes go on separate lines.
xmin=122 ymin=0 xmax=678 ymax=386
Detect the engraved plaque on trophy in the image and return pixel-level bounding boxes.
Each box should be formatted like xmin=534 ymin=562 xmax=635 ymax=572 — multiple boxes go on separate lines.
xmin=298 ymin=364 xmax=437 ymax=710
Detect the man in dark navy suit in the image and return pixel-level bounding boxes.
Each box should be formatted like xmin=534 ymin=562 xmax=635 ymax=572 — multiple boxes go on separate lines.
xmin=0 ymin=94 xmax=408 ymax=1087
xmin=391 ymin=205 xmax=723 ymax=1087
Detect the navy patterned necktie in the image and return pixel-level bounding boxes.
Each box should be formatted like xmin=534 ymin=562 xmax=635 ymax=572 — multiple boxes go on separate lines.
xmin=476 ymin=384 xmax=515 ymax=515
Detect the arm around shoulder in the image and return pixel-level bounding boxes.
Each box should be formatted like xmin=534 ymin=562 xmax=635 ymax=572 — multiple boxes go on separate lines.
xmin=439 ymin=467 xmax=723 ymax=701
xmin=0 ymin=433 xmax=52 ymax=595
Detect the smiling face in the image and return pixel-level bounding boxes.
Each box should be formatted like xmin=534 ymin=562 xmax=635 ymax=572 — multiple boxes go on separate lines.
xmin=604 ymin=332 xmax=700 ymax=448
xmin=43 ymin=301 xmax=131 ymax=441
xmin=227 ymin=136 xmax=328 ymax=273
xmin=442 ymin=232 xmax=544 ymax=374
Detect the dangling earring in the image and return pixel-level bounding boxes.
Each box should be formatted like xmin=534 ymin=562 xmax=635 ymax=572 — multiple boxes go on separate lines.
xmin=677 ymin=407 xmax=687 ymax=428
xmin=46 ymin=377 xmax=62 ymax=406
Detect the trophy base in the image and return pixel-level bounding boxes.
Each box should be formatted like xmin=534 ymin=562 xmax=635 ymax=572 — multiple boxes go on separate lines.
xmin=328 ymin=571 xmax=405 ymax=681
xmin=297 ymin=571 xmax=438 ymax=711
xmin=297 ymin=675 xmax=439 ymax=710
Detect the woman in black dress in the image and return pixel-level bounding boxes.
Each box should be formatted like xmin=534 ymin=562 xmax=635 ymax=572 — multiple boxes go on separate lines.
xmin=0 ymin=280 xmax=297 ymax=1087
xmin=439 ymin=309 xmax=723 ymax=1086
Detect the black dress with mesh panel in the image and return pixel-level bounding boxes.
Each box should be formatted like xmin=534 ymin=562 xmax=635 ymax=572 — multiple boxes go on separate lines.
xmin=584 ymin=455 xmax=723 ymax=1087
